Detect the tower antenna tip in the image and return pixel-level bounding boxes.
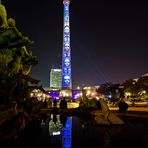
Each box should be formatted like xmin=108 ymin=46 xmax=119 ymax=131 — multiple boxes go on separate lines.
xmin=63 ymin=0 xmax=70 ymax=4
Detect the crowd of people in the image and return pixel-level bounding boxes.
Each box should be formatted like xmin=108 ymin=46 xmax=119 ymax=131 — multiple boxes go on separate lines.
xmin=42 ymin=97 xmax=68 ymax=109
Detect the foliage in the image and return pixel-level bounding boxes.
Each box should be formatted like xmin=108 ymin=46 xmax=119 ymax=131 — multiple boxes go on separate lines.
xmin=118 ymin=100 xmax=128 ymax=112
xmin=122 ymin=75 xmax=148 ymax=98
xmin=79 ymin=90 xmax=102 ymax=109
xmin=97 ymin=82 xmax=113 ymax=96
xmin=0 ymin=3 xmax=39 ymax=104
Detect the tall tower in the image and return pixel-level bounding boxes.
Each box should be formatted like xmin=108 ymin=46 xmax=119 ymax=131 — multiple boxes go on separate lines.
xmin=62 ymin=0 xmax=72 ymax=89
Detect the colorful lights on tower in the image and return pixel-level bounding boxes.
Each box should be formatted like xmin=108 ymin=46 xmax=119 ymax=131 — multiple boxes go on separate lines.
xmin=62 ymin=0 xmax=72 ymax=89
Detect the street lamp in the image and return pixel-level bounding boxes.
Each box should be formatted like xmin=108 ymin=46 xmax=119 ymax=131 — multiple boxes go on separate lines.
xmin=77 ymin=86 xmax=80 ymax=90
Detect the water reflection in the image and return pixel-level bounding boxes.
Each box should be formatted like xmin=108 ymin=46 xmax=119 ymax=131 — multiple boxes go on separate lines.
xmin=48 ymin=114 xmax=124 ymax=148
xmin=3 ymin=113 xmax=148 ymax=148
xmin=49 ymin=114 xmax=72 ymax=148
xmin=49 ymin=114 xmax=62 ymax=137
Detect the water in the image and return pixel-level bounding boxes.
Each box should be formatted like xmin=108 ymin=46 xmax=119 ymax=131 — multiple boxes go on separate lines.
xmin=2 ymin=114 xmax=148 ymax=148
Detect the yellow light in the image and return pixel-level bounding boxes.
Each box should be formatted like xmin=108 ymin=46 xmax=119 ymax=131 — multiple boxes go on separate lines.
xmin=86 ymin=90 xmax=91 ymax=95
xmin=143 ymin=91 xmax=146 ymax=94
xmin=30 ymin=93 xmax=33 ymax=97
xmin=125 ymin=92 xmax=131 ymax=96
xmin=65 ymin=93 xmax=69 ymax=97
xmin=91 ymin=92 xmax=96 ymax=96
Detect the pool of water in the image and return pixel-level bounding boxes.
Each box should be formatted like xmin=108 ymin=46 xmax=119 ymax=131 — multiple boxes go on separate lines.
xmin=2 ymin=113 xmax=148 ymax=148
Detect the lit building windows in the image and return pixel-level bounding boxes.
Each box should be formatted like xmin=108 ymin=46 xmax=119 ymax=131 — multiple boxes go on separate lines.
xmin=50 ymin=69 xmax=62 ymax=89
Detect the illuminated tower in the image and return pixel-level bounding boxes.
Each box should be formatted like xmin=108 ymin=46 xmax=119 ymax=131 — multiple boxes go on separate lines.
xmin=62 ymin=0 xmax=72 ymax=89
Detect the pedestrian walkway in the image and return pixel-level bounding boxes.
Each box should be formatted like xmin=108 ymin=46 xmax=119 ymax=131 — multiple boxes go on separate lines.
xmin=67 ymin=102 xmax=148 ymax=112
xmin=110 ymin=106 xmax=148 ymax=112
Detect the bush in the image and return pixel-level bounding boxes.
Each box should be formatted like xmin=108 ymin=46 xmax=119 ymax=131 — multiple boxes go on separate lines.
xmin=118 ymin=101 xmax=128 ymax=112
xmin=96 ymin=100 xmax=102 ymax=110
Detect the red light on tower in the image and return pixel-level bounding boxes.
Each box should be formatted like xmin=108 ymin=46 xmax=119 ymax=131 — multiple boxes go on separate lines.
xmin=63 ymin=0 xmax=70 ymax=4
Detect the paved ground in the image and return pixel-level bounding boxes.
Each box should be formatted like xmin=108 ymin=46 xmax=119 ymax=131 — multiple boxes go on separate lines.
xmin=110 ymin=106 xmax=148 ymax=112
xmin=49 ymin=102 xmax=148 ymax=113
xmin=42 ymin=102 xmax=148 ymax=119
xmin=66 ymin=102 xmax=148 ymax=112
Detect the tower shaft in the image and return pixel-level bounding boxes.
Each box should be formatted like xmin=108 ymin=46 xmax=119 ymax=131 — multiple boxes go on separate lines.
xmin=62 ymin=0 xmax=72 ymax=89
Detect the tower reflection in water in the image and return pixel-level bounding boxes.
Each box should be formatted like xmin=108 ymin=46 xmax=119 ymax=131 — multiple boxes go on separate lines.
xmin=49 ymin=114 xmax=72 ymax=148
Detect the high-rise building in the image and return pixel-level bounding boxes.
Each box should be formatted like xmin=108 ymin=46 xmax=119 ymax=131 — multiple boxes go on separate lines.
xmin=50 ymin=69 xmax=62 ymax=89
xmin=62 ymin=0 xmax=72 ymax=89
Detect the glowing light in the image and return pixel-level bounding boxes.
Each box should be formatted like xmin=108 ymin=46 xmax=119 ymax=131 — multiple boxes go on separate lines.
xmin=64 ymin=58 xmax=70 ymax=66
xmin=30 ymin=93 xmax=33 ymax=97
xmin=52 ymin=131 xmax=61 ymax=136
xmin=108 ymin=95 xmax=112 ymax=98
xmin=65 ymin=42 xmax=70 ymax=47
xmin=63 ymin=0 xmax=70 ymax=4
xmin=91 ymin=92 xmax=96 ymax=96
xmin=64 ymin=37 xmax=70 ymax=42
xmin=125 ymin=92 xmax=131 ymax=96
xmin=62 ymin=0 xmax=71 ymax=89
xmin=77 ymin=86 xmax=80 ymax=90
xmin=64 ymin=76 xmax=70 ymax=84
xmin=86 ymin=90 xmax=91 ymax=95
xmin=53 ymin=69 xmax=62 ymax=72
xmin=96 ymin=96 xmax=100 ymax=100
xmin=64 ymin=26 xmax=69 ymax=33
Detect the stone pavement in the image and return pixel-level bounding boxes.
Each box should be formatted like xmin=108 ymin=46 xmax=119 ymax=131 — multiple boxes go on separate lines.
xmin=110 ymin=106 xmax=148 ymax=112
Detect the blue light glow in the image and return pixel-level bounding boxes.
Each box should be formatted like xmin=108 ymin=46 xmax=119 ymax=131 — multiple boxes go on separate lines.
xmin=64 ymin=53 xmax=70 ymax=58
xmin=64 ymin=37 xmax=70 ymax=42
xmin=65 ymin=118 xmax=71 ymax=128
xmin=64 ymin=58 xmax=70 ymax=66
xmin=64 ymin=75 xmax=70 ymax=84
xmin=62 ymin=0 xmax=72 ymax=89
xmin=64 ymin=42 xmax=70 ymax=47
xmin=64 ymin=16 xmax=69 ymax=22
xmin=65 ymin=5 xmax=69 ymax=10
xmin=62 ymin=116 xmax=72 ymax=148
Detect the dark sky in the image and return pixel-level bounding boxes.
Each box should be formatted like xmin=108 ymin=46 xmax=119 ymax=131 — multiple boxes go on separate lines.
xmin=4 ymin=0 xmax=148 ymax=88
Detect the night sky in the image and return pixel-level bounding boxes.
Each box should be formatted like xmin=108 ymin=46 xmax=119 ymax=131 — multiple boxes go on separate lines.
xmin=4 ymin=0 xmax=148 ymax=88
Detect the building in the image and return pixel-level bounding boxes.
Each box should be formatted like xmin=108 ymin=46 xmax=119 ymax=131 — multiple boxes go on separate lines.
xmin=62 ymin=0 xmax=72 ymax=89
xmin=50 ymin=69 xmax=62 ymax=89
xmin=49 ymin=0 xmax=72 ymax=99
